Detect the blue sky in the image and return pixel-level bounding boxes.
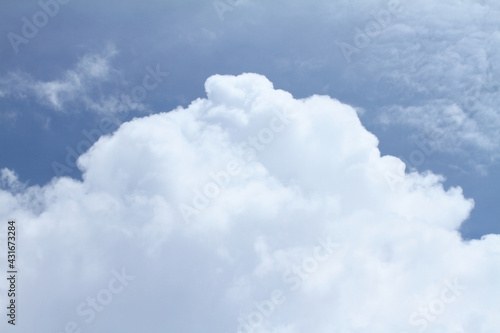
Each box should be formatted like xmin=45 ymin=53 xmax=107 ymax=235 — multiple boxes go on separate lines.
xmin=1 ymin=0 xmax=498 ymax=239
xmin=1 ymin=1 xmax=499 ymax=332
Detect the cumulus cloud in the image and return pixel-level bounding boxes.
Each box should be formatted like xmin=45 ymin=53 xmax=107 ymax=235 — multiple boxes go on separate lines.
xmin=0 ymin=73 xmax=499 ymax=332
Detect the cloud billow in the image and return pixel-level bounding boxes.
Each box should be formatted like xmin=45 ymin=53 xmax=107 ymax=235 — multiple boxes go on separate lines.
xmin=0 ymin=73 xmax=498 ymax=332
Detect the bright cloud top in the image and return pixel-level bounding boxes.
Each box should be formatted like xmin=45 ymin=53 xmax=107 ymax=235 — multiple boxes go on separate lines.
xmin=1 ymin=73 xmax=499 ymax=332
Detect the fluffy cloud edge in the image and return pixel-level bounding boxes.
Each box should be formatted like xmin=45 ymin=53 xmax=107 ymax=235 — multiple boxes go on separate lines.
xmin=0 ymin=73 xmax=499 ymax=332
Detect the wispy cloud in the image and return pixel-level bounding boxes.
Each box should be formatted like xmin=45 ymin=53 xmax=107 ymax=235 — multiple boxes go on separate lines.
xmin=0 ymin=44 xmax=146 ymax=115
xmin=352 ymin=1 xmax=500 ymax=165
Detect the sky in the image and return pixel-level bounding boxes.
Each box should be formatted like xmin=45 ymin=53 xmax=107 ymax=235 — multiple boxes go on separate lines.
xmin=0 ymin=0 xmax=499 ymax=332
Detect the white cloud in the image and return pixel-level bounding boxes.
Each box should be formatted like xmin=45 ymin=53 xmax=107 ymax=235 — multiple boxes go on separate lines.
xmin=379 ymin=102 xmax=494 ymax=153
xmin=0 ymin=73 xmax=499 ymax=332
xmin=345 ymin=0 xmax=500 ymax=162
xmin=0 ymin=44 xmax=145 ymax=115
